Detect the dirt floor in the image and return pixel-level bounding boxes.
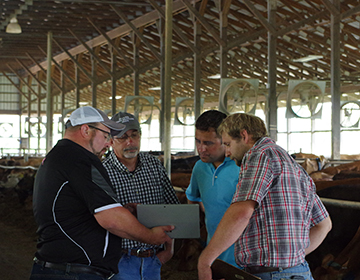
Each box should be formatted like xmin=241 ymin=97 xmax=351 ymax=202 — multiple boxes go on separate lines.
xmin=0 ymin=189 xmax=198 ymax=280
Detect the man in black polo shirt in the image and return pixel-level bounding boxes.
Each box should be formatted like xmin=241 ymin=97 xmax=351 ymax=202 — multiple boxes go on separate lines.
xmin=30 ymin=106 xmax=173 ymax=280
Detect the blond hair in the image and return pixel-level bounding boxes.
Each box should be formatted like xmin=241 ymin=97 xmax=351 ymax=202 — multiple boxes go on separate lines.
xmin=218 ymin=113 xmax=268 ymax=141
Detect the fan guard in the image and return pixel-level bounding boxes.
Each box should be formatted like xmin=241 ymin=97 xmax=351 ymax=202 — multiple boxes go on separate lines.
xmin=286 ymin=80 xmax=325 ymax=119
xmin=340 ymin=101 xmax=360 ymax=128
xmin=174 ymin=97 xmax=203 ymax=126
xmin=124 ymin=96 xmax=154 ymax=124
xmin=219 ymin=79 xmax=258 ymax=115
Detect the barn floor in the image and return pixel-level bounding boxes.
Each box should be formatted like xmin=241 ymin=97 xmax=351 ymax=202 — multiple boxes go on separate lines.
xmin=0 ymin=189 xmax=197 ymax=280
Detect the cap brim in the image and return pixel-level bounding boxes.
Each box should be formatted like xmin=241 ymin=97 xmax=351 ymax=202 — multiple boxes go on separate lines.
xmin=113 ymin=123 xmax=141 ymax=138
xmin=102 ymin=121 xmax=126 ymax=133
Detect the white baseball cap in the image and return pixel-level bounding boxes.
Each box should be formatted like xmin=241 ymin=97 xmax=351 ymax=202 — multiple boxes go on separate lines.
xmin=66 ymin=106 xmax=125 ymax=133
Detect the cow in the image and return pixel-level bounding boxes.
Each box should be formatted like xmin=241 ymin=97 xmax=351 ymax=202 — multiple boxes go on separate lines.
xmin=170 ymin=173 xmax=192 ymax=189
xmin=300 ymin=156 xmax=328 ymax=175
xmin=310 ymin=160 xmax=360 ymax=185
xmin=333 ymin=170 xmax=360 ymax=181
xmin=306 ymin=183 xmax=360 ymax=276
xmin=321 ymin=160 xmax=360 ymax=176
xmin=291 ymin=153 xmax=328 ymax=175
xmin=340 ymin=154 xmax=360 ymax=160
xmin=0 ymin=157 xmax=39 ymax=206
xmin=291 ymin=152 xmax=319 ymax=159
xmin=310 ymin=172 xmax=334 ymax=182
xmin=312 ymin=226 xmax=360 ymax=280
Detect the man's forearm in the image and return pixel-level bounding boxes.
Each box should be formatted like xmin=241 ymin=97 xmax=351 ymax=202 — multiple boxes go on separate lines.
xmin=95 ymin=206 xmax=173 ymax=245
xmin=305 ymin=216 xmax=332 ymax=255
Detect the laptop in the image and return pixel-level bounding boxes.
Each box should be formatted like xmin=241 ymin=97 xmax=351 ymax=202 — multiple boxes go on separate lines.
xmin=211 ymin=259 xmax=261 ymax=280
xmin=137 ymin=204 xmax=200 ymax=239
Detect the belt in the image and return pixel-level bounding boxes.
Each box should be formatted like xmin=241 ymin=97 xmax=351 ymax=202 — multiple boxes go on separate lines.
xmin=122 ymin=248 xmax=156 ymax=258
xmin=245 ymin=266 xmax=291 ymax=274
xmin=34 ymin=257 xmax=114 ymax=279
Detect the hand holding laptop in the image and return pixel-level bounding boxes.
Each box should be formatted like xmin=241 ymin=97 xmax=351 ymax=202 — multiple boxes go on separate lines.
xmin=123 ymin=202 xmax=138 ymax=216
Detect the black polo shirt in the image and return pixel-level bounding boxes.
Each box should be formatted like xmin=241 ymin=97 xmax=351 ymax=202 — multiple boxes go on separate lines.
xmin=33 ymin=139 xmax=123 ymax=273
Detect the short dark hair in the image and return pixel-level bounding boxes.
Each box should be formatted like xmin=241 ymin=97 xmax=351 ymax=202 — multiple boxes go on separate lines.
xmin=195 ymin=110 xmax=227 ymax=136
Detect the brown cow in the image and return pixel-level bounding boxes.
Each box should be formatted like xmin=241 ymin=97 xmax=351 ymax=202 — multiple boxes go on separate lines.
xmin=310 ymin=159 xmax=360 ymax=183
xmin=313 ymin=226 xmax=360 ymax=280
xmin=321 ymin=160 xmax=360 ymax=176
xmin=300 ymin=156 xmax=328 ymax=175
xmin=307 ymin=184 xmax=360 ymax=273
xmin=340 ymin=154 xmax=360 ymax=160
xmin=292 ymin=152 xmax=319 ymax=159
xmin=171 ymin=173 xmax=192 ymax=189
xmin=310 ymin=172 xmax=334 ymax=182
xmin=291 ymin=153 xmax=328 ymax=175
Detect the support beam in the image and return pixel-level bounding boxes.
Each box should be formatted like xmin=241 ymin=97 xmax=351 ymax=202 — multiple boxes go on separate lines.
xmin=194 ymin=19 xmax=202 ymax=121
xmin=181 ymin=0 xmax=226 ymax=47
xmin=29 ymin=0 xmax=201 ymax=74
xmin=148 ymin=0 xmax=200 ymax=55
xmin=243 ymin=0 xmax=277 ymax=35
xmin=321 ymin=0 xmax=340 ymax=16
xmin=46 ymin=31 xmax=54 ymax=153
xmin=133 ymin=32 xmax=140 ymax=99
xmin=340 ymin=4 xmax=360 ymax=19
xmin=67 ymin=29 xmax=113 ymax=77
xmin=87 ymin=18 xmax=137 ymax=72
xmin=75 ymin=62 xmax=80 ymax=108
xmin=6 ymin=65 xmax=39 ymax=98
xmin=16 ymin=59 xmax=47 ymax=91
xmin=111 ymin=5 xmax=163 ymax=63
xmin=91 ymin=56 xmax=97 ymax=108
xmin=53 ymin=38 xmax=93 ymax=82
xmin=111 ymin=48 xmax=117 ymax=115
xmin=37 ymin=76 xmax=41 ymax=154
xmin=267 ymin=0 xmax=277 ymax=141
xmin=164 ymin=0 xmax=173 ymax=178
xmin=219 ymin=1 xmax=229 ymax=79
xmin=38 ymin=46 xmax=78 ymax=87
xmin=331 ymin=0 xmax=341 ymax=159
xmin=26 ymin=52 xmax=63 ymax=92
xmin=60 ymin=69 xmax=66 ymax=137
xmin=158 ymin=18 xmax=165 ymax=145
xmin=1 ymin=72 xmax=29 ymax=100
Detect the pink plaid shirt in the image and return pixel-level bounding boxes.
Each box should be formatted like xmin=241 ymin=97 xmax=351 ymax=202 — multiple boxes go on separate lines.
xmin=232 ymin=137 xmax=328 ymax=268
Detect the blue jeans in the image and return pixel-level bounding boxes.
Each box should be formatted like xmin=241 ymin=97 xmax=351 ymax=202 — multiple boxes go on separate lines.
xmin=252 ymin=262 xmax=314 ymax=280
xmin=29 ymin=263 xmax=112 ymax=280
xmin=112 ymin=252 xmax=162 ymax=280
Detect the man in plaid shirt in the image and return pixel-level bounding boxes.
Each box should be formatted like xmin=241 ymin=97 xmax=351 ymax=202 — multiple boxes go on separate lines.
xmin=103 ymin=112 xmax=179 ymax=280
xmin=198 ymin=113 xmax=332 ymax=280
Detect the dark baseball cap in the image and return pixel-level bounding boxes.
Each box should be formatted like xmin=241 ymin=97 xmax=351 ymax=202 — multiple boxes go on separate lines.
xmin=111 ymin=112 xmax=141 ymax=137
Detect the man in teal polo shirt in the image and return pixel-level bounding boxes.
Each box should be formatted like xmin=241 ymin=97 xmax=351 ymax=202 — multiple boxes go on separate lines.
xmin=186 ymin=110 xmax=241 ymax=267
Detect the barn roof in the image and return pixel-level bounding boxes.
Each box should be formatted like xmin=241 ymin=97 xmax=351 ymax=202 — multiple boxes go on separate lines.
xmin=1 ymin=0 xmax=360 ymax=114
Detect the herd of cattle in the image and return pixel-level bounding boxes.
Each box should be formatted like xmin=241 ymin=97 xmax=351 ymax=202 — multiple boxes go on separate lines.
xmin=1 ymin=152 xmax=360 ymax=279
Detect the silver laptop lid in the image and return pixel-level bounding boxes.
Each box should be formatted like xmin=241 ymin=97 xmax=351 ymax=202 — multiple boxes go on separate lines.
xmin=137 ymin=204 xmax=200 ymax=239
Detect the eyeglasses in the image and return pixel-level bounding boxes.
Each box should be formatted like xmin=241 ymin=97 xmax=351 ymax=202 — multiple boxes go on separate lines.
xmin=88 ymin=125 xmax=112 ymax=142
xmin=114 ymin=131 xmax=140 ymax=143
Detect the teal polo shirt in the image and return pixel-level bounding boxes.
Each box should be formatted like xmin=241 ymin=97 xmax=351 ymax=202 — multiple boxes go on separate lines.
xmin=186 ymin=157 xmax=240 ymax=267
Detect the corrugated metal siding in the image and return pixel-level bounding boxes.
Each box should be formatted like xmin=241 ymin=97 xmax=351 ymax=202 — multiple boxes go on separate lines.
xmin=0 ymin=74 xmax=20 ymax=113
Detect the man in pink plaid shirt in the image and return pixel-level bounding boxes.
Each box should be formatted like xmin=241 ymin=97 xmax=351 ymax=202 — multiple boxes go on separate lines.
xmin=198 ymin=113 xmax=332 ymax=280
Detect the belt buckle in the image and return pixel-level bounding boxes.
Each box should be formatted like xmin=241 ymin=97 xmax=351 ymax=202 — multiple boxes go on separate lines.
xmin=136 ymin=248 xmax=142 ymax=257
